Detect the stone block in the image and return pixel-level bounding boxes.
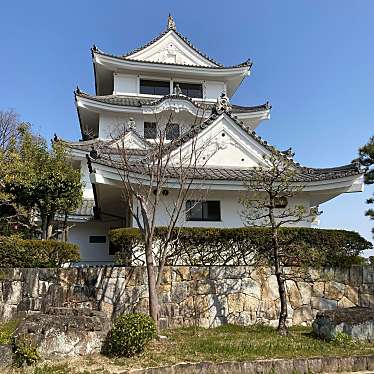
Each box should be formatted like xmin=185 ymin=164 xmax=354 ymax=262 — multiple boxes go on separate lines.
xmin=13 ymin=309 xmax=111 ymax=358
xmin=337 ymin=296 xmax=355 ymax=308
xmin=190 ymin=267 xmax=209 ymax=281
xmin=334 ymin=268 xmax=350 ymax=283
xmin=344 ymin=285 xmax=358 ymax=305
xmin=320 ymin=356 xmax=340 ymax=373
xmin=324 ymin=281 xmax=345 ymax=300
xmin=286 ymin=281 xmax=302 ymax=309
xmin=337 ymin=356 xmax=354 ymax=372
xmin=298 ymin=282 xmax=312 ymax=305
xmin=313 ymin=307 xmax=374 ymax=341
xmin=349 ymin=266 xmax=363 ymax=286
xmin=173 ymin=267 xmax=190 ymax=282
xmin=292 ymin=358 xmax=308 ymax=373
xmin=171 ymin=282 xmax=188 ymax=304
xmin=312 ymin=282 xmax=325 ymax=297
xmin=352 ymin=355 xmax=367 ymax=371
xmin=292 ymin=305 xmax=313 ymax=325
xmin=320 ymin=268 xmax=335 ymax=281
xmin=240 ymin=278 xmax=261 ymax=299
xmin=3 ymin=281 xmax=22 ymax=305
xmin=367 ymin=355 xmax=374 ymax=370
xmin=194 ymin=280 xmax=215 ymax=295
xmin=271 ymin=359 xmax=294 ymax=373
xmin=227 ymin=293 xmax=259 ymax=314
xmin=359 ymin=293 xmax=374 ymax=308
xmin=319 ymin=297 xmax=337 ymax=310
xmin=363 ymin=265 xmax=374 ymax=283
xmin=262 ymin=275 xmax=279 ymax=301
xmin=0 ymin=345 xmax=12 ymax=368
xmin=307 ymin=357 xmax=323 ymax=373
xmin=215 ymin=278 xmax=241 ymax=294
xmin=250 ymin=267 xmax=270 ymax=284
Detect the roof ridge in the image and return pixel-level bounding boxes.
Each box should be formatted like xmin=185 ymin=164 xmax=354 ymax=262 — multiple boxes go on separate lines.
xmin=75 ymin=90 xmax=269 ymax=114
xmin=90 ymin=155 xmax=362 ymax=182
xmin=117 ymin=19 xmax=224 ymax=67
xmin=93 ymin=49 xmax=251 ymax=69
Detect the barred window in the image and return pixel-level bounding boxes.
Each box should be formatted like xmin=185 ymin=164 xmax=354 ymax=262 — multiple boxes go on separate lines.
xmin=144 ymin=122 xmax=157 ymax=139
xmin=140 ymin=79 xmax=170 ymax=95
xmin=166 ymin=123 xmax=180 ymax=140
xmin=174 ymin=82 xmax=203 ymax=98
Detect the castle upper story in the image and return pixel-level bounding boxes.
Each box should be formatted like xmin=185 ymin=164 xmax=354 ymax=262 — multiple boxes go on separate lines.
xmin=75 ymin=15 xmax=271 ymax=141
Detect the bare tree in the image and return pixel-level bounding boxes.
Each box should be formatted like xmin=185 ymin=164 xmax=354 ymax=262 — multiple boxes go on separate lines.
xmin=240 ymin=151 xmax=316 ymax=335
xmin=99 ymin=98 xmax=216 ymax=329
xmin=0 ymin=109 xmax=19 ymax=153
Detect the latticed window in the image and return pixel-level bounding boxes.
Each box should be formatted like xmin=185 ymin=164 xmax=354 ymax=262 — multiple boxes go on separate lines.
xmin=166 ymin=123 xmax=180 ymax=140
xmin=144 ymin=122 xmax=157 ymax=139
xmin=174 ymin=82 xmax=203 ymax=98
xmin=140 ymin=79 xmax=170 ymax=95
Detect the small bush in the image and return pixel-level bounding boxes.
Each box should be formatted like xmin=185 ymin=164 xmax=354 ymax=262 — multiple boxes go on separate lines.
xmin=0 ymin=236 xmax=79 ymax=267
xmin=12 ymin=334 xmax=40 ymax=367
xmin=333 ymin=331 xmax=355 ymax=346
xmin=0 ymin=320 xmax=19 ymax=344
xmin=102 ymin=313 xmax=157 ymax=357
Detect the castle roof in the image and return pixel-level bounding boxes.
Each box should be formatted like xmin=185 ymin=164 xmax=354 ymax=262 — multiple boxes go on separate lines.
xmin=75 ymin=90 xmax=269 ymax=114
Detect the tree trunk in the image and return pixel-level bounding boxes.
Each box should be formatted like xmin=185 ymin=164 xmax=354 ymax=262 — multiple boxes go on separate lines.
xmin=269 ymin=203 xmax=288 ymax=336
xmin=144 ymin=239 xmax=159 ymax=331
xmin=46 ymin=214 xmax=53 ymax=240
xmin=41 ymin=214 xmax=47 ymax=240
xmin=62 ymin=212 xmax=68 ymax=242
xmin=272 ymin=230 xmax=288 ymax=335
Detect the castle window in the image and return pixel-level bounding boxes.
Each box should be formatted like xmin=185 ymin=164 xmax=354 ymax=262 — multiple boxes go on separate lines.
xmin=144 ymin=122 xmax=157 ymax=139
xmin=140 ymin=79 xmax=170 ymax=95
xmin=186 ymin=200 xmax=221 ymax=221
xmin=89 ymin=235 xmax=106 ymax=243
xmin=166 ymin=123 xmax=180 ymax=140
xmin=174 ymin=82 xmax=203 ymax=98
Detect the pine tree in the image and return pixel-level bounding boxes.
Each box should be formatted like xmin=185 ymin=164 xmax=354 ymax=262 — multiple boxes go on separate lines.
xmin=359 ymin=136 xmax=374 ymax=236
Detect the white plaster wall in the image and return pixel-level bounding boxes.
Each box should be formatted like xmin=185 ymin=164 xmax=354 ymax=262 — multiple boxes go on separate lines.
xmin=135 ymin=189 xmax=313 ymax=229
xmin=99 ymin=113 xmax=143 ymax=139
xmin=204 ymin=81 xmax=226 ymax=100
xmin=114 ymin=74 xmax=138 ymax=95
xmin=99 ymin=112 xmax=201 ymax=140
xmin=68 ymin=221 xmax=115 ymax=263
xmin=81 ymin=161 xmax=94 ymax=199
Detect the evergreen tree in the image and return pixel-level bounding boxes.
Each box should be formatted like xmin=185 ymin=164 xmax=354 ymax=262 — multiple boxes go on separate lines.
xmin=0 ymin=123 xmax=83 ymax=239
xmin=358 ymin=136 xmax=374 ymax=236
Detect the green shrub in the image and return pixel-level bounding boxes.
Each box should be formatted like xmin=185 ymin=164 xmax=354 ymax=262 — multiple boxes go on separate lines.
xmin=12 ymin=334 xmax=40 ymax=367
xmin=0 ymin=236 xmax=79 ymax=268
xmin=109 ymin=226 xmax=372 ymax=267
xmin=102 ymin=313 xmax=157 ymax=357
xmin=0 ymin=320 xmax=19 ymax=344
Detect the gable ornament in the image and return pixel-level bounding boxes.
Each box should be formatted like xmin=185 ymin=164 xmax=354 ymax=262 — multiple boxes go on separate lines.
xmin=167 ymin=14 xmax=176 ymax=31
xmin=213 ymin=92 xmax=232 ymax=114
xmin=174 ymin=83 xmax=182 ymax=96
xmin=127 ymin=117 xmax=136 ymax=131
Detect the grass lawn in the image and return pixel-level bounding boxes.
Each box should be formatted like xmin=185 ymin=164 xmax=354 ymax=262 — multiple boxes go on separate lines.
xmin=23 ymin=324 xmax=374 ymax=373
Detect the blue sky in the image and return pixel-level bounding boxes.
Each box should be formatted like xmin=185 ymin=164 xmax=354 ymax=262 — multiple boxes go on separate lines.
xmin=0 ymin=1 xmax=373 ymax=254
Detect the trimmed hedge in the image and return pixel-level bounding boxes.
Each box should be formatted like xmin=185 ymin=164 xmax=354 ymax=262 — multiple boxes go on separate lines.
xmin=0 ymin=236 xmax=80 ymax=268
xmin=109 ymin=227 xmax=373 ymax=267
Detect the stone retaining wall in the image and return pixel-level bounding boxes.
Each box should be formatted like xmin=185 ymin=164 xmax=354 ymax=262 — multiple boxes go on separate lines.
xmin=124 ymin=355 xmax=374 ymax=373
xmin=0 ymin=266 xmax=373 ymax=328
